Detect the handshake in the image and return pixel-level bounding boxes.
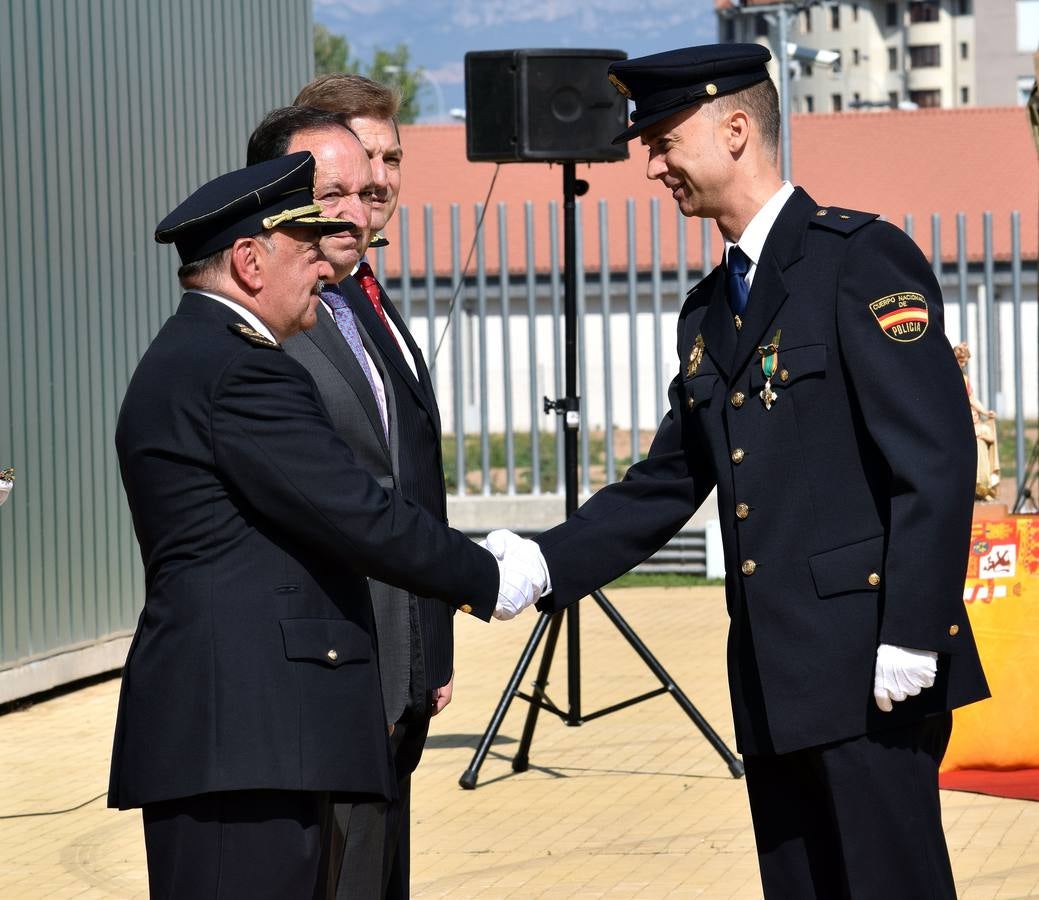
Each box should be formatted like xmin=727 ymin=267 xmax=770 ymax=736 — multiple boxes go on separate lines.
xmin=482 ymin=529 xmax=552 ymax=621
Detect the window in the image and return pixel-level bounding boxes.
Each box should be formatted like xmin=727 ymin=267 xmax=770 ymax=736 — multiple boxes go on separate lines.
xmin=961 ymin=86 xmax=970 ymax=104
xmin=830 ymin=5 xmax=841 ymax=29
xmin=853 ymin=48 xmax=861 ymax=65
xmin=853 ymin=3 xmax=860 ymax=21
xmin=909 ymin=1 xmax=940 ymax=22
xmin=886 ymin=1 xmax=899 ymax=26
xmin=804 ymin=62 xmax=814 ymax=77
xmin=960 ymin=41 xmax=969 ymax=59
xmin=957 ymin=0 xmax=971 ymax=13
xmin=909 ymin=88 xmax=941 ymax=107
xmin=832 ymin=93 xmax=843 ymax=112
xmin=888 ymin=47 xmax=899 ymax=70
xmin=755 ymin=13 xmax=769 ymax=36
xmin=805 ymin=94 xmax=815 ymax=112
xmin=888 ymin=91 xmax=900 ymax=107
xmin=853 ymin=91 xmax=861 ymax=106
xmin=724 ymin=18 xmax=736 ymax=42
xmin=803 ymin=8 xmax=813 ymax=31
xmin=909 ymin=44 xmax=941 ymax=67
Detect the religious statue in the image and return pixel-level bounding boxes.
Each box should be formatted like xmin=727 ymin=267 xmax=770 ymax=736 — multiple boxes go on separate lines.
xmin=953 ymin=343 xmax=1000 ymax=500
xmin=0 ymin=467 xmax=13 ymax=507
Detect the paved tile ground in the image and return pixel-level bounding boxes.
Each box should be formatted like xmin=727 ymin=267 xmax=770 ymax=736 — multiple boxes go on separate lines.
xmin=1 ymin=586 xmax=1037 ymax=898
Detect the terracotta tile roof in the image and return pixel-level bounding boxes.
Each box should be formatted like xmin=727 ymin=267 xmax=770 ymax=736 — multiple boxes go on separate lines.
xmin=378 ymin=107 xmax=1036 ymax=277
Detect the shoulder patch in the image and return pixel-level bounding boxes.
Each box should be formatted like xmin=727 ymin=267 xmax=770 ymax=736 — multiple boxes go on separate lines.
xmin=869 ymin=292 xmax=929 ymax=342
xmin=228 ymin=322 xmax=282 ymax=349
xmin=809 ymin=206 xmax=879 ymax=235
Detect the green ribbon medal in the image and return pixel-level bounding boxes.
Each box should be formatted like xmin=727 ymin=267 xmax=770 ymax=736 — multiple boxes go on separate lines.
xmin=757 ymin=329 xmax=782 ymax=410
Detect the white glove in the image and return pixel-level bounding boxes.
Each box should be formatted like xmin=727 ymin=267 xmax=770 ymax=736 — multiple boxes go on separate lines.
xmin=873 ymin=644 xmax=938 ymax=712
xmin=483 ymin=529 xmax=552 ymax=621
xmin=493 ymin=558 xmax=539 ymax=621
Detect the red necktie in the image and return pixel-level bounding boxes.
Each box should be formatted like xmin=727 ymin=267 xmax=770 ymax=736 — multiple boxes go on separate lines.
xmin=354 ymin=261 xmax=400 ymax=349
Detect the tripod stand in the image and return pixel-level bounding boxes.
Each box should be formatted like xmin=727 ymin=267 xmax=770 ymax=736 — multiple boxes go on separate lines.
xmin=1013 ymin=439 xmax=1039 ymax=513
xmin=459 ymin=162 xmax=744 ymax=790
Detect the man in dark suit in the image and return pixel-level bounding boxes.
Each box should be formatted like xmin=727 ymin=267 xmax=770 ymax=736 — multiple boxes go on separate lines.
xmin=489 ymin=45 xmax=989 ymax=898
xmin=247 ymin=78 xmax=455 ymax=899
xmin=110 ymin=153 xmax=535 ymax=899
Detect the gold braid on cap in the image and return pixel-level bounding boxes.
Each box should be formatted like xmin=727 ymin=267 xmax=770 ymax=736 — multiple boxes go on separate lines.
xmin=262 ymin=203 xmax=324 ymax=229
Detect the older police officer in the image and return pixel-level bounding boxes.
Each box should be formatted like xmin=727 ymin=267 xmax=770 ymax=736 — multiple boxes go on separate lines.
xmin=111 ymin=153 xmax=535 ymax=898
xmin=489 ymin=45 xmax=988 ymax=898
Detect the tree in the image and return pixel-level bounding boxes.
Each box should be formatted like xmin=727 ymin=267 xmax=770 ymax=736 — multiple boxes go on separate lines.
xmin=368 ymin=44 xmax=424 ymax=124
xmin=314 ymin=24 xmax=358 ymax=76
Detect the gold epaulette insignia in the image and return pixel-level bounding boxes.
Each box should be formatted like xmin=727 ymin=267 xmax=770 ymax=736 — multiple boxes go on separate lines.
xmin=228 ymin=322 xmax=281 ymax=349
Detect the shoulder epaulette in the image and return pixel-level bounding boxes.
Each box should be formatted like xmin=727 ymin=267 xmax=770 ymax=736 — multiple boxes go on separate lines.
xmin=808 ymin=206 xmax=879 ymax=235
xmin=228 ymin=322 xmax=282 ymax=350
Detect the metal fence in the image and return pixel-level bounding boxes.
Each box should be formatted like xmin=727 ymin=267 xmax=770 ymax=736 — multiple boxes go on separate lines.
xmin=374 ymin=203 xmax=1037 ymax=498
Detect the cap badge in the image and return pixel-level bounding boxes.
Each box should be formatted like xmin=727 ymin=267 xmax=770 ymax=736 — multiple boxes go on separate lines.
xmin=608 ymin=72 xmax=631 ymax=98
xmin=869 ymin=292 xmax=929 ymax=343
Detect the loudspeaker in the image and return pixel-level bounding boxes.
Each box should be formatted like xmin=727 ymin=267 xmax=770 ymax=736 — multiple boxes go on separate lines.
xmin=465 ymin=48 xmax=629 ymax=163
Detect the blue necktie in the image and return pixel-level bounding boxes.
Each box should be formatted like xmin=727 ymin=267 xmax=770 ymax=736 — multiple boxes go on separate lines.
xmin=726 ymin=245 xmax=751 ymax=318
xmin=321 ymin=286 xmax=386 ymax=434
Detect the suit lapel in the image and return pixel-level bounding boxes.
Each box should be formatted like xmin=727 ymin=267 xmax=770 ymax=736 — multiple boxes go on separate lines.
xmin=731 ymin=187 xmax=815 ymax=375
xmin=698 ymin=267 xmax=737 ymax=381
xmin=305 ymin=309 xmax=389 ymax=455
xmin=381 ymin=293 xmax=442 ymax=440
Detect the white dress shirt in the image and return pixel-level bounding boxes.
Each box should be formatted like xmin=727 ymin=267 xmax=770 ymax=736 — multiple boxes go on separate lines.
xmin=723 ymin=181 xmax=795 ymax=289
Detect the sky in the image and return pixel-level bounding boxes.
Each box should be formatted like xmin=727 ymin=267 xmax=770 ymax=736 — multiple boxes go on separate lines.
xmin=312 ymin=0 xmax=718 ymax=121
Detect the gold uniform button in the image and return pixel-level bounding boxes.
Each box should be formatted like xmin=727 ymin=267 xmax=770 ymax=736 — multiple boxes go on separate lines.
xmin=949 ymin=624 xmax=960 ymax=636
xmin=867 ymin=572 xmax=880 ymax=586
xmin=736 ymin=503 xmax=750 ymax=519
xmin=705 ymin=82 xmax=718 ymax=96
xmin=731 ymin=391 xmax=745 ymax=408
xmin=816 ymin=209 xmax=828 ymax=217
xmin=687 ymin=397 xmax=695 ymax=409
xmin=327 ymin=649 xmax=338 ymax=662
xmin=731 ymin=447 xmax=745 ymax=464
xmin=779 ymin=369 xmax=789 ymax=382
xmin=459 ymin=603 xmax=473 ymax=615
xmin=741 ymin=559 xmax=757 ymax=576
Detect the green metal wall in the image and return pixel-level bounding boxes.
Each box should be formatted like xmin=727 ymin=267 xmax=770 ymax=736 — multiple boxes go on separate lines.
xmin=0 ymin=0 xmax=312 ymax=674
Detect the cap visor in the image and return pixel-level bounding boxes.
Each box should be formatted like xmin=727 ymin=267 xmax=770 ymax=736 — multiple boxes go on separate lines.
xmin=281 ymin=215 xmax=354 ymax=235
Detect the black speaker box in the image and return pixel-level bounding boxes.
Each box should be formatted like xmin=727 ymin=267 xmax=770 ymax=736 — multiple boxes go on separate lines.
xmin=464 ymin=48 xmax=629 ymax=163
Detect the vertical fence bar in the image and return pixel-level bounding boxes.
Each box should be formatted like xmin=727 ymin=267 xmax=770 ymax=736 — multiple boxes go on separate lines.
xmin=903 ymin=213 xmax=914 ymax=241
xmin=677 ymin=205 xmax=688 ymax=300
xmin=475 ymin=204 xmax=490 ymax=495
xmin=498 ymin=203 xmax=515 ymax=495
xmin=375 ymin=239 xmax=386 ymax=284
xmin=982 ymin=212 xmax=997 ymax=413
xmin=525 ymin=201 xmax=541 ymax=495
xmin=599 ymin=200 xmax=615 ymax=484
xmin=651 ymin=198 xmax=663 ymax=424
xmin=1011 ymin=211 xmax=1025 ymax=487
xmin=398 ymin=206 xmax=411 ymax=323
xmin=550 ymin=201 xmax=564 ymax=495
xmin=576 ymin=200 xmax=590 ymax=496
xmin=930 ymin=214 xmax=942 ymax=308
xmin=627 ymin=199 xmax=640 ymax=466
xmin=701 ymin=217 xmax=713 ymax=278
xmin=957 ymin=212 xmax=968 ymax=348
xmin=450 ymin=204 xmax=465 ymax=496
xmin=424 ymin=205 xmax=436 ymax=367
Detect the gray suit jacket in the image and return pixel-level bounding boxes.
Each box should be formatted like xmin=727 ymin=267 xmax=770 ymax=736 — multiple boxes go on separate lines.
xmin=283 ymin=309 xmax=421 ymax=725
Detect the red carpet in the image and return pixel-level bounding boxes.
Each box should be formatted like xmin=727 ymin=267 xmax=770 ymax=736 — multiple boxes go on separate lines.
xmin=939 ymin=768 xmax=1039 ymax=801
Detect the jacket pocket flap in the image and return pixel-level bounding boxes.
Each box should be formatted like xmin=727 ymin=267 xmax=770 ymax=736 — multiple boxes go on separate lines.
xmin=280 ymin=618 xmax=371 ymax=667
xmin=750 ymin=343 xmax=827 ymax=389
xmin=808 ymin=535 xmax=885 ymax=598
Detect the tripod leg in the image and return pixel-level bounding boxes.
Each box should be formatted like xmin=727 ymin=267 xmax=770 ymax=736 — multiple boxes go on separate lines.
xmin=512 ymin=611 xmax=566 ymax=772
xmin=591 ymin=589 xmax=745 ymax=778
xmin=459 ymin=612 xmax=553 ymax=789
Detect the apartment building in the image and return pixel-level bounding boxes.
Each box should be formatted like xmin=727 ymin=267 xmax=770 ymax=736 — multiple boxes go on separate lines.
xmin=716 ymin=0 xmax=1037 ymax=112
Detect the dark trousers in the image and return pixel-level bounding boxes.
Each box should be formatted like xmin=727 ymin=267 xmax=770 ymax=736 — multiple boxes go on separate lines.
xmin=142 ymin=789 xmax=333 ymax=900
xmin=744 ymin=713 xmax=957 ymax=900
xmin=334 ymin=704 xmax=432 ymax=899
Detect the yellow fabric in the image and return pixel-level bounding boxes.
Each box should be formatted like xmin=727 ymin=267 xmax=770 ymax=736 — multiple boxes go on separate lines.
xmin=942 ymin=515 xmax=1039 ymax=772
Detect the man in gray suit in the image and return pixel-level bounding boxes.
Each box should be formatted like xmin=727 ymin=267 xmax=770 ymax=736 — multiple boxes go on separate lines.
xmin=246 ymin=106 xmax=431 ymax=898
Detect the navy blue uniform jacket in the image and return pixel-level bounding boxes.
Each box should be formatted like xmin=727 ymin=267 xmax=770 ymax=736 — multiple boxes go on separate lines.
xmin=536 ymin=188 xmax=989 ymax=755
xmin=109 ymin=293 xmax=497 ymax=809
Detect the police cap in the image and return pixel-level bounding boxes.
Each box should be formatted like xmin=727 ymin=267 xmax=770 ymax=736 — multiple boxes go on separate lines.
xmin=607 ymin=43 xmax=772 ymax=144
xmin=155 ymin=151 xmax=350 ymax=264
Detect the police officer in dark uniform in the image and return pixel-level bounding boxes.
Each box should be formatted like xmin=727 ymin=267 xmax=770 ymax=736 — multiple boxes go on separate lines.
xmin=488 ymin=45 xmax=989 ymax=898
xmin=110 ymin=152 xmax=535 ymax=898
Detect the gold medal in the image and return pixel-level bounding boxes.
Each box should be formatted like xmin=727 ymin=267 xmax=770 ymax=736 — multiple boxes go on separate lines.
xmin=686 ymin=334 xmax=705 ymax=377
xmin=757 ymin=329 xmax=782 ymax=410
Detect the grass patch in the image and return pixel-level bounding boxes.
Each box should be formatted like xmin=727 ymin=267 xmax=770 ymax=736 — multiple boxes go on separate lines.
xmin=606 ymin=573 xmax=724 ymax=589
